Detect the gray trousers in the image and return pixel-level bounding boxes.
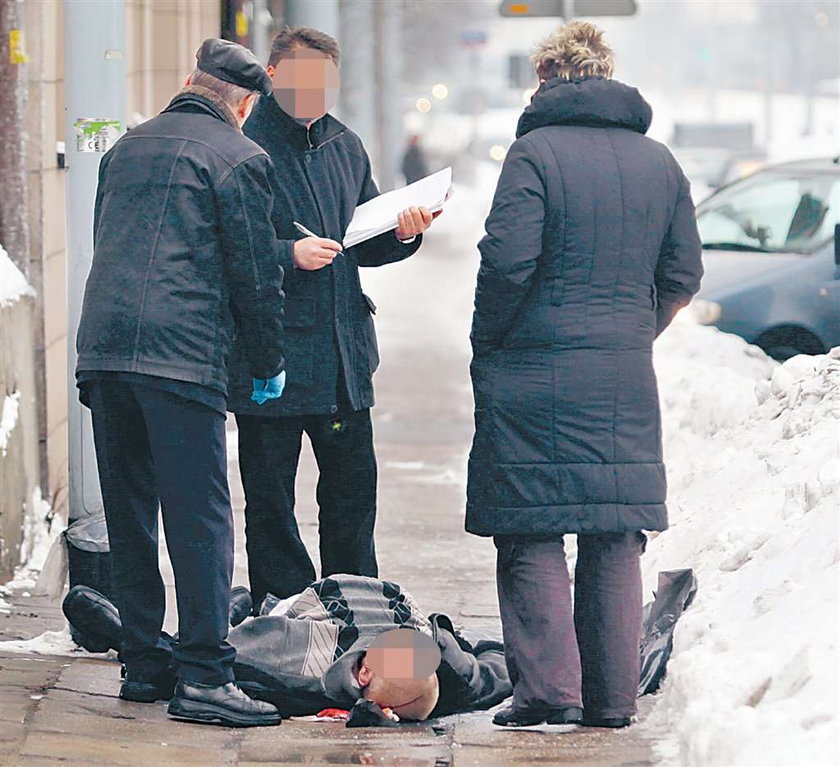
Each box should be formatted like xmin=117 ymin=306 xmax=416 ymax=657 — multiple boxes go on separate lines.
xmin=494 ymin=532 xmax=645 ymax=719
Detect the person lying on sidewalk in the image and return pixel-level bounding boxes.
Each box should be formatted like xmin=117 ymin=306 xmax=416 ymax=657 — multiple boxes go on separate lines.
xmin=63 ymin=574 xmax=512 ymax=723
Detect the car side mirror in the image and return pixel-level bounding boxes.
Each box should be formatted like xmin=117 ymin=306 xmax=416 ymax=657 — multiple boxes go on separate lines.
xmin=835 ymin=223 xmax=840 ymax=266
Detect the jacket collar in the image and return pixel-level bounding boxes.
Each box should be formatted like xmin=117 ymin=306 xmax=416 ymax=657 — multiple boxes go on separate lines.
xmin=164 ymin=86 xmax=240 ymax=129
xmin=250 ymin=94 xmax=346 ymax=150
xmin=516 ymin=76 xmax=652 ymax=138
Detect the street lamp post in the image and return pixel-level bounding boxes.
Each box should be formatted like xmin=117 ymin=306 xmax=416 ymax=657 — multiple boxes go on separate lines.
xmin=64 ymin=0 xmax=126 ymax=581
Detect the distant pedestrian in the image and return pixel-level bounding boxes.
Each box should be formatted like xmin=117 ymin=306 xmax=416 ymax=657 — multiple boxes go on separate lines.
xmin=466 ymin=21 xmax=703 ymax=729
xmin=76 ymin=39 xmax=286 ymax=727
xmin=401 ymin=134 xmax=429 ymax=184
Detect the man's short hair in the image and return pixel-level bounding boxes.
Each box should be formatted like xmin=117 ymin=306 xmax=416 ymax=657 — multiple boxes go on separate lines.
xmin=532 ymin=20 xmax=614 ymax=81
xmin=188 ymin=68 xmax=254 ymax=109
xmin=268 ymin=26 xmax=340 ymax=68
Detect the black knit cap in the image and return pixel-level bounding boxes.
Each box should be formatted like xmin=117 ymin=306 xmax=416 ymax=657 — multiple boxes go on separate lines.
xmin=195 ymin=38 xmax=272 ymax=97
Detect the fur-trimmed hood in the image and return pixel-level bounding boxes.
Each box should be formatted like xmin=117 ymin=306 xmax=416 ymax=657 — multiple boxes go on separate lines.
xmin=516 ymin=76 xmax=652 ymax=139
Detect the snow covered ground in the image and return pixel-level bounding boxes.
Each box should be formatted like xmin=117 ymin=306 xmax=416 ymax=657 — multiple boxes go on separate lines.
xmin=0 ymin=488 xmax=61 ymax=616
xmin=649 ymin=317 xmax=840 ymax=766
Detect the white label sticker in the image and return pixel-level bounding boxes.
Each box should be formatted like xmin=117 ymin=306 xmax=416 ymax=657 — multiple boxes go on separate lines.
xmin=74 ymin=119 xmax=122 ymax=153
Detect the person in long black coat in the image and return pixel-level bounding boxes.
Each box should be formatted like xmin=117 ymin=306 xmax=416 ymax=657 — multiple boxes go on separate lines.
xmin=228 ymin=28 xmax=436 ymax=607
xmin=466 ymin=22 xmax=703 ymax=729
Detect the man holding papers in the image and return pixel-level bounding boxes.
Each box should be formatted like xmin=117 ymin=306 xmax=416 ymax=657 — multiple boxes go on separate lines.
xmin=227 ymin=26 xmax=438 ymax=607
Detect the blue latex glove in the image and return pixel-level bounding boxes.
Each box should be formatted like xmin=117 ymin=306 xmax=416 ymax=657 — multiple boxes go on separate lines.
xmin=250 ymin=371 xmax=286 ymax=405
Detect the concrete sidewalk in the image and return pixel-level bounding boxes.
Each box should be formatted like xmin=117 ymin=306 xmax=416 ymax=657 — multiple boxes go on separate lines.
xmin=0 ymin=223 xmax=661 ymax=765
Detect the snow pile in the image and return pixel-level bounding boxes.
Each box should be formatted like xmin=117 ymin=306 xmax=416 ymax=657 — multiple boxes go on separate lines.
xmin=0 ymin=391 xmax=21 ymax=457
xmin=648 ymin=317 xmax=840 ymax=766
xmin=5 ymin=488 xmax=62 ymax=591
xmin=0 ymin=627 xmax=78 ymax=656
xmin=0 ymin=243 xmax=33 ymax=307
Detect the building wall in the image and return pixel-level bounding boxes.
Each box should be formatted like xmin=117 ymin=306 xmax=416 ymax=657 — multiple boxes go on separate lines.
xmin=127 ymin=0 xmax=223 ymax=122
xmin=0 ymin=294 xmax=40 ymax=580
xmin=20 ymin=0 xmax=221 ymax=535
xmin=25 ymin=0 xmax=67 ymax=519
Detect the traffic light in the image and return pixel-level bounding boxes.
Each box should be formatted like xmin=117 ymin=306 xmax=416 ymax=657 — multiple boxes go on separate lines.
xmin=499 ymin=0 xmax=637 ymax=17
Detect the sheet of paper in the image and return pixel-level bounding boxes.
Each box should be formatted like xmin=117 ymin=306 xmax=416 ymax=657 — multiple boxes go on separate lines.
xmin=343 ymin=167 xmax=453 ymax=249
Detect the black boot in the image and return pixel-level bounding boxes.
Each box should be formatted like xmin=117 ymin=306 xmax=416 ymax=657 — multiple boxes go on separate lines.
xmin=168 ymin=681 xmax=282 ymax=727
xmin=581 ymin=716 xmax=632 ymax=728
xmin=546 ymin=706 xmax=584 ymax=725
xmin=492 ymin=705 xmax=548 ymax=727
xmin=493 ymin=704 xmax=584 ymax=727
xmin=120 ymin=664 xmax=177 ymax=703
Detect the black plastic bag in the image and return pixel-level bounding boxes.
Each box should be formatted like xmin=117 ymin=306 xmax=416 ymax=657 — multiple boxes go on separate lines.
xmin=638 ymin=568 xmax=698 ymax=696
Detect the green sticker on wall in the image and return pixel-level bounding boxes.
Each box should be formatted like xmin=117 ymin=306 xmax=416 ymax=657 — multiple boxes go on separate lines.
xmin=74 ymin=119 xmax=122 ymax=153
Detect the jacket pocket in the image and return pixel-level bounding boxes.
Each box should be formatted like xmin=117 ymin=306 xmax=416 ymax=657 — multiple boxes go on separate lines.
xmin=358 ymin=293 xmax=379 ymax=375
xmin=361 ymin=312 xmax=380 ymax=375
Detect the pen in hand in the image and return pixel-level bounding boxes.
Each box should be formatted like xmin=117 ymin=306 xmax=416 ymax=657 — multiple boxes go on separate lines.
xmin=292 ymin=221 xmax=343 ymax=257
xmin=291 ymin=221 xmax=343 ymax=271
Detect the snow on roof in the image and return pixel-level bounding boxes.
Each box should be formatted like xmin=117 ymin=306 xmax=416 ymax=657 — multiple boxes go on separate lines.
xmin=0 ymin=243 xmax=34 ymax=307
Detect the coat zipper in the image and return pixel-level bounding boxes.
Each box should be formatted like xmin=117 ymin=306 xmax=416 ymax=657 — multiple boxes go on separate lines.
xmin=305 ymin=124 xmax=345 ymax=150
xmin=302 ymin=124 xmax=348 ymax=411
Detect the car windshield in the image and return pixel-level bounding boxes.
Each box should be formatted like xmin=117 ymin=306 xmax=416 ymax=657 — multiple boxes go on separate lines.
xmin=696 ymin=170 xmax=840 ymax=255
xmin=675 ymin=150 xmax=731 ymax=186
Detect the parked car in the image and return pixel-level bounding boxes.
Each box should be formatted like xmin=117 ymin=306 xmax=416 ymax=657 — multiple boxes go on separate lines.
xmin=675 ymin=147 xmax=766 ymax=202
xmin=671 ymin=122 xmax=766 ymax=202
xmin=690 ymin=156 xmax=840 ymax=360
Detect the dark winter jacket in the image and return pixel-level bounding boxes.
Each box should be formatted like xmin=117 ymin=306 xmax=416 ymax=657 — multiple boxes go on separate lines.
xmin=466 ymin=77 xmax=703 ymax=537
xmin=227 ymin=96 xmax=421 ymax=416
xmin=230 ymin=574 xmax=511 ymax=717
xmin=76 ymin=89 xmax=285 ymax=394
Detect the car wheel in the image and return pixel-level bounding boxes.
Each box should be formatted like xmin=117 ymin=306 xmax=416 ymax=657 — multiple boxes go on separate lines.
xmin=755 ymin=327 xmax=826 ymax=361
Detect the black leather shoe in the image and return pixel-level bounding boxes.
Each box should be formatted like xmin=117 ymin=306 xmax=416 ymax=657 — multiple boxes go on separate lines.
xmin=168 ymin=681 xmax=282 ymax=727
xmin=228 ymin=586 xmax=253 ymax=628
xmin=62 ymin=585 xmax=122 ymax=653
xmin=120 ymin=665 xmax=176 ymax=703
xmin=546 ymin=706 xmax=584 ymax=725
xmin=582 ymin=716 xmax=632 ymax=728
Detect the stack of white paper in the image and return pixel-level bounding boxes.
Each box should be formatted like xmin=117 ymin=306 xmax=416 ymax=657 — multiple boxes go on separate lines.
xmin=342 ymin=167 xmax=453 ymax=249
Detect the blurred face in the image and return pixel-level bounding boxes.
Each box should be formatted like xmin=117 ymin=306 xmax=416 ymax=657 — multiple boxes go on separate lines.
xmin=359 ymin=665 xmax=440 ymax=721
xmin=355 ymin=630 xmax=441 ymax=721
xmin=268 ymin=47 xmax=340 ymax=124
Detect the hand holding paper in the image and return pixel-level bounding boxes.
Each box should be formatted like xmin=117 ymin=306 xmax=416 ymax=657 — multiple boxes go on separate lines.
xmin=343 ymin=167 xmax=453 ymax=249
xmin=395 ymin=206 xmax=434 ymax=241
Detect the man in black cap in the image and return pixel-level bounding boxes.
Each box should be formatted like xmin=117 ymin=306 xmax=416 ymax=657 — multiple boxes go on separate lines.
xmin=76 ymin=39 xmax=286 ymax=727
